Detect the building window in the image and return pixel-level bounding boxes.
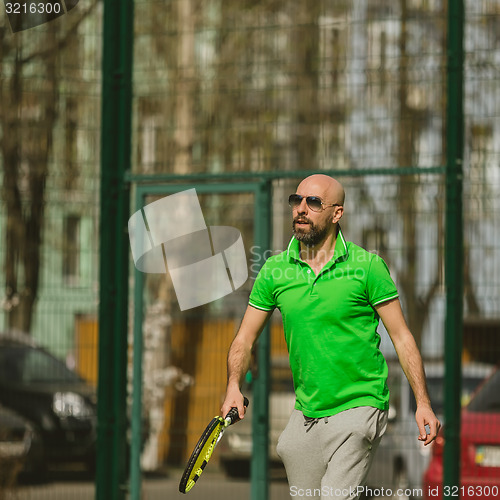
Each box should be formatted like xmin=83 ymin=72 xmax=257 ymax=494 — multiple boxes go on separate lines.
xmin=63 ymin=215 xmax=80 ymax=286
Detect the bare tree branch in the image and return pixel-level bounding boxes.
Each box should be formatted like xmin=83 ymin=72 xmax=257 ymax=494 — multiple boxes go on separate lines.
xmin=20 ymin=0 xmax=98 ymax=65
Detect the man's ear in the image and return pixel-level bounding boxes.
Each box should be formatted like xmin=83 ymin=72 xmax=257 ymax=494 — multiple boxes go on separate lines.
xmin=332 ymin=206 xmax=344 ymax=224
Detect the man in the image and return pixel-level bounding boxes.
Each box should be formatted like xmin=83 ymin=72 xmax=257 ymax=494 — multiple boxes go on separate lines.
xmin=221 ymin=174 xmax=440 ymax=498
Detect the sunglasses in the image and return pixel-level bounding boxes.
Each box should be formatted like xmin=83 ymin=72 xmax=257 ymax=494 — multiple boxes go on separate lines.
xmin=288 ymin=194 xmax=340 ymax=212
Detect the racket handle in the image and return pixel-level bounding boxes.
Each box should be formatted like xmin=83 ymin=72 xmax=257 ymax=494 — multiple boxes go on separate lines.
xmin=225 ymin=397 xmax=249 ymax=425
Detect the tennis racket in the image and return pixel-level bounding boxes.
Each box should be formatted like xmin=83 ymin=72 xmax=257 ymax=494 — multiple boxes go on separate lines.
xmin=179 ymin=397 xmax=249 ymax=494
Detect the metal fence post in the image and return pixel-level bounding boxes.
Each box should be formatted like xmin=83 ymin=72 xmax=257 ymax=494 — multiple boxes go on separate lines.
xmin=250 ymin=180 xmax=272 ymax=500
xmin=96 ymin=0 xmax=134 ymax=498
xmin=444 ymin=0 xmax=464 ymax=496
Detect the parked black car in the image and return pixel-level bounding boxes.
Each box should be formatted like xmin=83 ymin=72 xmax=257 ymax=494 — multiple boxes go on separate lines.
xmin=0 ymin=404 xmax=37 ymax=487
xmin=0 ymin=331 xmax=97 ymax=473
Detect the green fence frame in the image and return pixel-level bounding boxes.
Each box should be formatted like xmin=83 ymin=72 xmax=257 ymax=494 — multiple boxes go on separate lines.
xmin=129 ymin=181 xmax=272 ymax=500
xmin=96 ymin=0 xmax=133 ymax=499
xmin=97 ymin=1 xmax=464 ymax=499
xmin=443 ymin=0 xmax=465 ymax=495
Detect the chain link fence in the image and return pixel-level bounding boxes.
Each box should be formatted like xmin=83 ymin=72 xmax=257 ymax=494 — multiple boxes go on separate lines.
xmin=0 ymin=1 xmax=499 ymax=498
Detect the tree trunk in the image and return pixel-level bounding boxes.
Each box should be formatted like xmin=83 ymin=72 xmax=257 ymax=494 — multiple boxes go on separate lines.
xmin=1 ymin=28 xmax=59 ymax=332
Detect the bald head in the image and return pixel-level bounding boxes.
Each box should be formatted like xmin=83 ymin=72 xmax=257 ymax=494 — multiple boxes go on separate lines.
xmin=296 ymin=174 xmax=345 ymax=206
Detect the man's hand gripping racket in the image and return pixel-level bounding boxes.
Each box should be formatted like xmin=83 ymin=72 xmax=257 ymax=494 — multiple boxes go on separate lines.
xmin=179 ymin=397 xmax=249 ymax=493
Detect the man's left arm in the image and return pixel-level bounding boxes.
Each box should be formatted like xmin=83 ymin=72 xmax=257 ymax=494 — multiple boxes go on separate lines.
xmin=376 ymin=298 xmax=441 ymax=445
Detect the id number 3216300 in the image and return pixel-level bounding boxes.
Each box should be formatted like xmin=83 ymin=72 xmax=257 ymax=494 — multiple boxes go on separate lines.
xmin=427 ymin=485 xmax=499 ymax=497
xmin=4 ymin=2 xmax=62 ymax=14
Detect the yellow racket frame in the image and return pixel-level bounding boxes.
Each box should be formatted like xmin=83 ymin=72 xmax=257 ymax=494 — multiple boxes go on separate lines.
xmin=179 ymin=398 xmax=248 ymax=494
xmin=179 ymin=416 xmax=227 ymax=493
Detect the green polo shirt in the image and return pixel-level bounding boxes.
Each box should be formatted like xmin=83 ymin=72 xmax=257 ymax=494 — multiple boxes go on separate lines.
xmin=249 ymin=228 xmax=399 ymax=418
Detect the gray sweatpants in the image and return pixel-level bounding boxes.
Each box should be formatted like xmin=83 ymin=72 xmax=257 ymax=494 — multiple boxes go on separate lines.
xmin=276 ymin=406 xmax=388 ymax=500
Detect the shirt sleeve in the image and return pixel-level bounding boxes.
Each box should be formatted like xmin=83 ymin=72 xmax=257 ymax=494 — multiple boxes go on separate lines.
xmin=248 ymin=259 xmax=276 ymax=312
xmin=366 ymin=254 xmax=399 ymax=307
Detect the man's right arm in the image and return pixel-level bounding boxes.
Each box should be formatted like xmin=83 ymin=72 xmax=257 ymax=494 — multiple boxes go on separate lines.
xmin=220 ymin=305 xmax=273 ymax=419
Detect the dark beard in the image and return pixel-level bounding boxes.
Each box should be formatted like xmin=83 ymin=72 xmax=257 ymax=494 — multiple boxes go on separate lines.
xmin=292 ymin=220 xmax=329 ymax=247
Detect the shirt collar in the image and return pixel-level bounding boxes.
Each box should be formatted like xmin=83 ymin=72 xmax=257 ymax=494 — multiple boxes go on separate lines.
xmin=286 ymin=226 xmax=349 ymax=264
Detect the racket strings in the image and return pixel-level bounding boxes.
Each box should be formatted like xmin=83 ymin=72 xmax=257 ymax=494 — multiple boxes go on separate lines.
xmin=192 ymin=428 xmax=220 ymax=477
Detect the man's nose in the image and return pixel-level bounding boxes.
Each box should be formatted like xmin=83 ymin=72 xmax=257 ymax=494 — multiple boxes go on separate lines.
xmin=297 ymin=198 xmax=308 ymax=213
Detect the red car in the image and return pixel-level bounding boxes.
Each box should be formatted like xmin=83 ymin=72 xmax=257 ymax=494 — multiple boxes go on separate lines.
xmin=423 ymin=367 xmax=500 ymax=499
